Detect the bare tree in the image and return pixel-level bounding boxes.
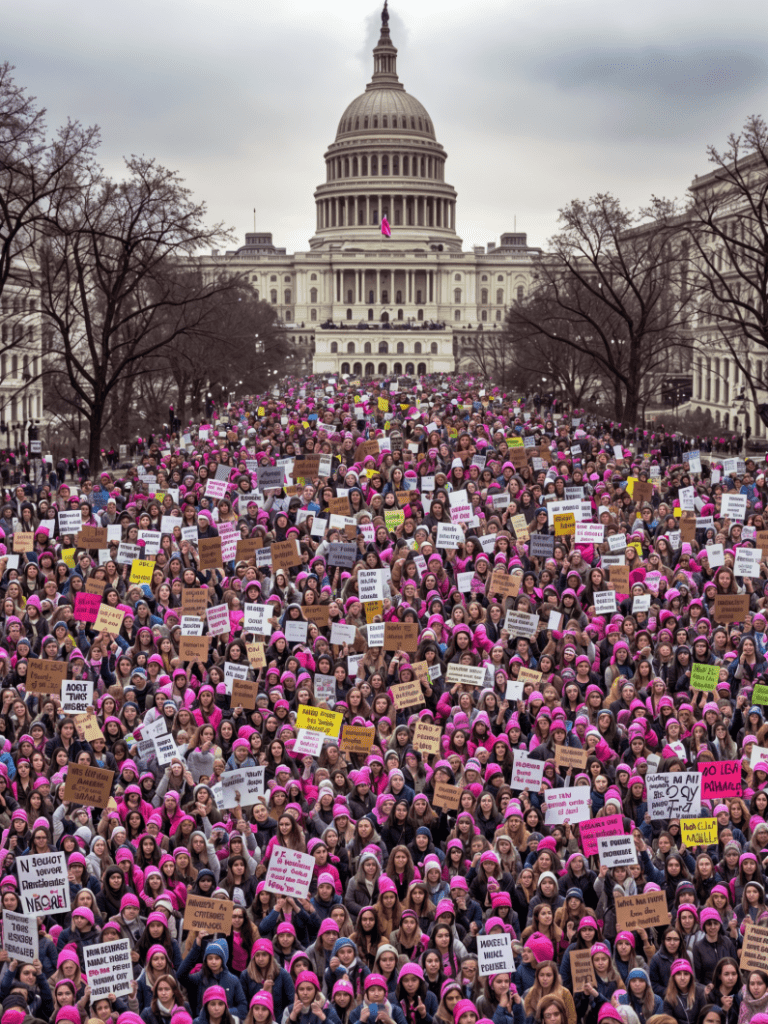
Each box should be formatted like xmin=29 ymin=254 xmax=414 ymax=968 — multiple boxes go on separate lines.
xmin=504 ymin=194 xmax=692 ymax=425
xmin=38 ymin=155 xmax=233 ymax=472
xmin=684 ymin=115 xmax=768 ymax=415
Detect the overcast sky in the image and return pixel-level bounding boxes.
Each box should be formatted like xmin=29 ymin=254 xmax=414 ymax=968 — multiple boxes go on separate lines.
xmin=4 ymin=0 xmax=768 ymax=254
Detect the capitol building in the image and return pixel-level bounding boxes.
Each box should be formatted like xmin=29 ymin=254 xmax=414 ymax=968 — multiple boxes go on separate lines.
xmin=206 ymin=3 xmax=541 ymax=377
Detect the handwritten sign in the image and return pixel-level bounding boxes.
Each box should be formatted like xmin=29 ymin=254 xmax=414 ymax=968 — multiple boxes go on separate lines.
xmin=390 ymin=680 xmax=426 ymax=710
xmin=62 ymin=763 xmax=114 ymax=808
xmin=571 ymin=949 xmax=597 ymax=993
xmin=616 ymin=890 xmax=671 ymax=930
xmin=579 ymin=815 xmax=625 ymax=857
xmin=477 ymin=933 xmax=515 ymax=976
xmin=741 ymin=921 xmax=768 ymax=971
xmin=646 ymin=772 xmax=702 ymax=818
xmin=26 ymin=660 xmax=66 ymax=695
xmin=183 ymin=895 xmax=234 ymax=935
xmin=544 ymin=788 xmax=592 ymax=825
xmin=3 ymin=909 xmax=39 ymax=963
xmin=412 ymin=720 xmax=443 ymax=755
xmin=510 ymin=752 xmax=545 ymax=791
xmin=340 ymin=725 xmax=375 ymax=754
xmin=264 ymin=847 xmax=316 ymax=900
xmin=295 ymin=705 xmax=343 ymax=738
xmin=554 ymin=746 xmax=589 ymax=772
xmin=680 ymin=818 xmax=718 ymax=846
xmin=433 ymin=782 xmax=462 ymax=810
xmin=383 ymin=622 xmax=418 ymax=652
xmin=699 ymin=760 xmax=741 ymax=800
xmin=16 ymin=852 xmax=70 ymax=914
xmin=84 ymin=939 xmax=132 ymax=998
xmin=691 ymin=663 xmax=719 ymax=692
xmin=597 ymin=834 xmax=637 ymax=868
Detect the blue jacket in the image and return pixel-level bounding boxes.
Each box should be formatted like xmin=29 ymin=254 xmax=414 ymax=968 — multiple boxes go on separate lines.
xmin=178 ymin=944 xmax=248 ymax=1020
xmin=350 ymin=1004 xmax=406 ymax=1024
xmin=240 ymin=965 xmax=295 ymax=1023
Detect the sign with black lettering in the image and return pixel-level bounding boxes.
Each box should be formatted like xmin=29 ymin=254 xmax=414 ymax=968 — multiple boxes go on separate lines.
xmin=84 ymin=939 xmax=133 ymax=997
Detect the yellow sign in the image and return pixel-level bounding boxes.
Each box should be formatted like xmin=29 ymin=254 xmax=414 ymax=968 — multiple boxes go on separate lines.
xmin=554 ymin=513 xmax=576 ymax=536
xmin=365 ymin=600 xmax=383 ymax=623
xmin=296 ymin=704 xmax=343 ymax=739
xmin=507 ymin=436 xmax=524 ymax=448
xmin=62 ymin=547 xmax=77 ymax=568
xmin=378 ymin=398 xmax=389 ymax=412
xmin=130 ymin=559 xmax=155 ymax=585
xmin=257 ymin=406 xmax=265 ymax=416
xmin=680 ymin=818 xmax=718 ymax=846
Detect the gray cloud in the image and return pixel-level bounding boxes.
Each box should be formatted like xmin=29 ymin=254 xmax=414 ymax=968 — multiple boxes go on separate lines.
xmin=2 ymin=0 xmax=767 ymax=254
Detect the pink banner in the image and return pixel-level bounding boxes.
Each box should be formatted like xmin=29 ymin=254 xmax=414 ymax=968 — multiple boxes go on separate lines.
xmin=578 ymin=814 xmax=625 ymax=856
xmin=700 ymin=760 xmax=741 ymax=801
xmin=74 ymin=592 xmax=103 ymax=625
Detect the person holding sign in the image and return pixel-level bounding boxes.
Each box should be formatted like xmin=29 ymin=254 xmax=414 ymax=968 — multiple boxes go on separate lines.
xmin=177 ymin=937 xmax=248 ymax=1020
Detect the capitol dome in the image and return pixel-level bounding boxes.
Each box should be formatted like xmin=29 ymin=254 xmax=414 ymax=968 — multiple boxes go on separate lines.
xmin=310 ymin=1 xmax=460 ymax=252
xmin=336 ymin=90 xmax=436 ymax=141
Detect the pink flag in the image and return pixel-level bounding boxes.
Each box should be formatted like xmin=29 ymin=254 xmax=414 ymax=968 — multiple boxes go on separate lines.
xmin=381 ymin=215 xmax=391 ymax=237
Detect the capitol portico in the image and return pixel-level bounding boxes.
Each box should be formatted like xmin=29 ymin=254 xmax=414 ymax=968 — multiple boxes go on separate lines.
xmin=203 ymin=3 xmax=541 ymax=377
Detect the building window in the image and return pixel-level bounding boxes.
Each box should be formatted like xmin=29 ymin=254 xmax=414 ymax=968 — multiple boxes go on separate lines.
xmin=417 ymin=362 xmax=426 ymax=374
xmin=284 ymin=310 xmax=291 ymax=320
xmin=341 ymin=362 xmax=350 ymax=373
xmin=365 ymin=361 xmax=375 ymax=376
xmin=454 ymin=274 xmax=461 ymax=281
xmin=481 ymin=310 xmax=488 ymax=321
xmin=379 ymin=340 xmax=389 ymax=354
xmin=347 ymin=342 xmax=355 ymax=353
xmin=397 ymin=342 xmax=404 ymax=354
xmin=382 ymin=156 xmax=389 ymax=175
xmin=403 ymin=156 xmax=409 ymax=175
xmin=406 ymin=362 xmax=414 ymax=373
xmin=284 ymin=290 xmax=291 ymax=304
xmin=310 ymin=273 xmax=317 ymax=281
xmin=353 ymin=362 xmax=362 ymax=375
xmin=383 ymin=115 xmax=388 ymax=127
xmin=382 ymin=290 xmax=388 ymax=303
xmin=310 ymin=288 xmax=318 ymax=302
xmin=454 ymin=309 xmax=461 ymax=320
xmin=496 ymin=289 xmax=503 ymax=303
xmin=414 ymin=342 xmax=422 ymax=354
xmin=371 ymin=156 xmax=378 ymax=175
xmin=517 ymin=286 xmax=524 ymax=302
xmin=270 ymin=290 xmax=277 ymax=303
xmin=481 ymin=289 xmax=488 ymax=304
xmin=416 ymin=290 xmax=422 ymax=303
xmin=331 ymin=342 xmax=338 ymax=353
xmin=393 ymin=156 xmax=399 ymax=174
xmin=361 ymin=156 xmax=368 ymax=174
xmin=369 ymin=290 xmax=375 ymax=303
xmin=310 ymin=309 xmax=317 ymax=320
xmin=284 ymin=276 xmax=291 ymax=283
xmin=496 ymin=310 xmax=502 ymax=321
xmin=396 ymin=290 xmax=402 ymax=303
xmin=394 ymin=362 xmax=402 ymax=374
xmin=364 ymin=341 xmax=371 ymax=353
xmin=352 ymin=157 xmax=358 ymax=176
xmin=454 ymin=288 xmax=461 ymax=302
xmin=417 ymin=309 xmax=423 ymax=321
xmin=347 ymin=290 xmax=353 ymax=302
xmin=364 ymin=117 xmax=369 ymax=128
xmin=482 ymin=275 xmax=488 ymax=281
xmin=397 ymin=309 xmax=403 ymax=320
xmin=347 ymin=309 xmax=353 ymax=320
xmin=497 ymin=275 xmax=504 ymax=281
xmin=373 ymin=116 xmax=378 ymax=128
xmin=378 ymin=362 xmax=387 ymax=374
xmin=368 ymin=308 xmax=374 ymax=321
xmin=270 ymin=275 xmax=277 ymax=282
xmin=431 ymin=341 xmax=438 ymax=353
xmin=254 ymin=290 xmax=259 ymax=301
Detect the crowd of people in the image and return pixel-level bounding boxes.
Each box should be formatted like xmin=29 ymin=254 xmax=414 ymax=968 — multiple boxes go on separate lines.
xmin=0 ymin=373 xmax=767 ymax=1024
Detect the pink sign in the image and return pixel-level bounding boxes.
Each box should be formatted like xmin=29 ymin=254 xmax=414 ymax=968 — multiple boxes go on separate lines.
xmin=74 ymin=593 xmax=102 ymax=625
xmin=699 ymin=760 xmax=741 ymax=801
xmin=578 ymin=814 xmax=625 ymax=856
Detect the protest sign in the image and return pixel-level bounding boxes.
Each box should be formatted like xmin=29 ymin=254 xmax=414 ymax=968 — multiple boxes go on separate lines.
xmin=445 ymin=663 xmax=486 ymax=687
xmin=179 ymin=636 xmax=210 ymax=661
xmin=181 ymin=589 xmax=209 ymax=618
xmin=271 ymin=539 xmax=302 ymax=568
xmin=554 ymin=746 xmax=589 ymax=771
xmin=26 ymin=659 xmax=66 ymax=694
xmin=383 ymin=622 xmax=419 ymax=652
xmin=506 ymin=678 xmax=524 ymax=701
xmin=294 ymin=730 xmax=325 ymax=758
xmin=597 ymin=834 xmax=637 ymax=868
xmin=264 ymin=847 xmax=316 ymax=899
xmin=544 ymin=788 xmax=592 ymax=824
xmin=358 ymin=570 xmax=385 ymax=602
xmin=571 ymin=949 xmax=597 ymax=993
xmin=340 ymin=725 xmax=376 ymax=754
xmin=713 ymin=594 xmax=751 ymax=624
xmin=62 ymin=763 xmax=115 ymax=808
xmin=3 ymin=909 xmax=39 ymax=962
xmin=433 ymin=782 xmax=462 ymax=810
xmin=295 ymin=705 xmax=343 ymax=738
xmin=59 ymin=510 xmax=83 ymax=535
xmin=578 ymin=814 xmax=625 ymax=857
xmin=207 ymin=604 xmax=231 ymax=636
xmin=753 ymin=684 xmax=768 ymax=706
xmin=151 ymin=731 xmax=179 ymax=766
xmin=84 ymin=577 xmax=106 ymax=595
xmin=691 ymin=663 xmax=720 ymax=692
xmin=646 ymin=772 xmax=702 ymax=817
xmin=313 ymin=673 xmax=337 ymax=704
xmin=477 ymin=933 xmax=515 ymax=976
xmin=284 ymin=620 xmax=309 ymax=644
xmin=680 ymin=818 xmax=718 ymax=846
xmin=616 ymin=891 xmax=671 ymax=930
xmin=741 ymin=922 xmax=768 ymax=971
xmin=231 ymin=675 xmax=260 ymax=709
xmin=74 ymin=592 xmax=102 ymax=624
xmin=61 ymin=678 xmax=94 ymax=714
xmin=488 ymin=570 xmax=520 ymax=599
xmin=130 ymin=559 xmax=155 ymax=584
xmin=435 ymin=523 xmax=464 ymax=548
xmin=594 ymin=591 xmax=618 ymax=615
xmin=94 ymin=605 xmax=125 ymax=634
xmin=699 ymin=760 xmax=741 ymax=800
xmin=530 ymin=534 xmax=555 ymax=559
xmin=504 ymin=611 xmax=539 ymax=638
xmin=17 ymin=851 xmax=70 ymax=914
xmin=412 ymin=719 xmax=443 ymax=755
xmin=391 ymin=680 xmax=426 ymax=710
xmin=84 ymin=939 xmax=133 ymax=997
xmin=183 ymin=895 xmax=234 ymax=935
xmin=74 ymin=713 xmax=105 ymax=742
xmin=510 ymin=752 xmax=545 ymax=791
xmin=220 ymin=766 xmax=267 ymax=808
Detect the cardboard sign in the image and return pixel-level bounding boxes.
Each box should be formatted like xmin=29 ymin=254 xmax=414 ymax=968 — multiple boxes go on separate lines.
xmin=181 ymin=589 xmax=209 ymax=617
xmin=680 ymin=817 xmax=718 ymax=846
xmin=231 ymin=675 xmax=260 ymax=709
xmin=505 ymin=610 xmax=539 ymax=638
xmin=271 ymin=539 xmax=302 ymax=568
xmin=571 ymin=948 xmax=597 ymax=993
xmin=412 ymin=719 xmax=442 ymax=755
xmin=264 ymin=847 xmax=316 ymax=899
xmin=544 ymin=788 xmax=592 ymax=824
xmin=74 ymin=592 xmax=102 ymax=624
xmin=295 ymin=704 xmax=343 ymax=738
xmin=16 ymin=852 xmax=70 ymax=914
xmin=390 ymin=680 xmax=426 ymax=710
xmin=477 ymin=933 xmax=515 ymax=977
xmin=179 ymin=635 xmax=210 ymax=661
xmin=597 ymin=833 xmax=637 ymax=868
xmin=433 ymin=782 xmax=462 ymax=810
xmin=445 ymin=663 xmax=486 ymax=687
xmin=84 ymin=577 xmax=106 ymax=595
xmin=12 ymin=532 xmax=34 ymax=552
xmin=62 ymin=763 xmax=115 ymax=808
xmin=340 ymin=725 xmax=375 ymax=754
xmin=489 ymin=570 xmax=520 ymax=598
xmin=616 ymin=890 xmax=671 ymax=930
xmin=94 ymin=605 xmax=125 ymax=634
xmin=199 ymin=536 xmax=223 ymax=569
xmin=741 ymin=921 xmax=768 ymax=971
xmin=511 ymin=752 xmax=545 ymax=791
xmin=61 ymin=678 xmax=94 ymax=714
xmin=579 ymin=814 xmax=625 ymax=857
xmin=3 ymin=908 xmax=39 ymax=963
xmin=608 ymin=565 xmax=629 ymax=593
xmin=74 ymin=713 xmax=105 ymax=742
xmin=302 ymin=604 xmax=330 ymax=627
xmin=646 ymin=772 xmax=702 ymax=818
xmin=84 ymin=938 xmax=132 ymax=997
xmin=713 ymin=594 xmax=751 ymax=624
xmin=554 ymin=745 xmax=589 ymax=771
xmin=383 ymin=622 xmax=419 ymax=652
xmin=245 ymin=641 xmax=266 ymax=669
xmin=699 ymin=760 xmax=741 ymax=800
xmin=183 ymin=894 xmax=234 ymax=935
xmin=26 ymin=659 xmax=66 ymax=695
xmin=236 ymin=538 xmax=263 ymax=561
xmin=689 ymin=663 xmax=719 ymax=692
